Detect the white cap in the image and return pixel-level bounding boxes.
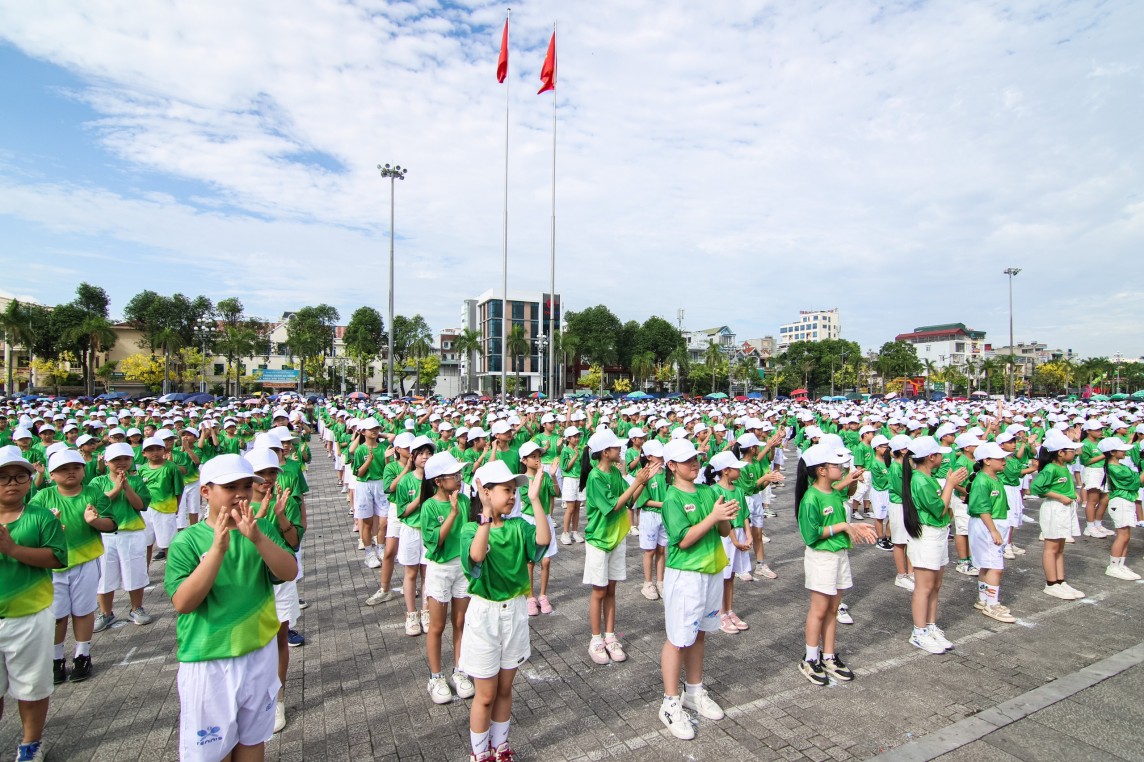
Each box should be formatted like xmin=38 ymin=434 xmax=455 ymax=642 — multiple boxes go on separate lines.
xmin=889 ymin=434 xmax=913 ymax=452
xmin=44 ymin=449 xmax=82 ymax=472
xmin=735 ymin=433 xmax=761 ymax=449
xmin=907 ymin=436 xmax=951 ymax=458
xmin=870 ymin=434 xmax=890 ymax=449
xmin=425 ymin=452 xmax=464 ymax=479
xmin=995 ymin=430 xmax=1017 ymax=444
xmin=393 ymin=432 xmax=416 ymax=448
xmin=518 ymin=442 xmax=541 ymax=459
xmin=466 ymin=427 xmax=487 ymax=441
xmin=934 ymin=423 xmax=957 ymax=439
xmin=641 ymin=440 xmax=665 ymax=458
xmin=104 ymin=443 xmax=135 ymax=462
xmin=76 ymin=434 xmax=96 ymax=448
xmin=359 ymin=418 xmax=380 ymax=430
xmin=662 ymin=439 xmax=699 ymax=464
xmin=954 ymin=433 xmax=983 ymax=450
xmin=0 ymin=445 xmax=34 ymax=473
xmin=474 ymin=460 xmax=527 ymax=488
xmin=1082 ymin=419 xmax=1104 ymax=431
xmin=142 ymin=437 xmax=165 ymax=451
xmin=11 ymin=427 xmax=33 ymax=440
xmin=253 ymin=432 xmax=282 ymax=450
xmin=244 ymin=449 xmax=282 ymax=474
xmin=409 ymin=435 xmax=436 ymax=452
xmin=801 ymin=443 xmax=849 ymax=468
xmin=270 ymin=426 xmax=296 ymax=441
xmin=1042 ymin=430 xmax=1079 ymax=452
xmin=627 ymin=427 xmax=646 ymax=439
xmin=490 ymin=421 xmax=511 ymax=436
xmin=974 ymin=442 xmax=1010 ymax=461
xmin=1098 ymin=437 xmax=1129 ymax=453
xmin=201 ymin=454 xmax=263 ymax=485
xmin=709 ymin=451 xmax=748 ymax=471
xmin=587 ymin=430 xmax=622 ymax=454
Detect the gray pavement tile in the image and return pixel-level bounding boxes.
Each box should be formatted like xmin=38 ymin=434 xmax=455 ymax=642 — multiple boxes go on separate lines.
xmin=977 ymin=718 xmax=1127 ymax=762
xmin=933 ymin=739 xmax=1025 ymax=762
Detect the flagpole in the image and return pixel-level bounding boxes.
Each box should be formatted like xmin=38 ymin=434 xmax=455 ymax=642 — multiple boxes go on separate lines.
xmin=548 ymin=21 xmax=557 ymax=400
xmin=500 ymin=8 xmax=510 ymax=405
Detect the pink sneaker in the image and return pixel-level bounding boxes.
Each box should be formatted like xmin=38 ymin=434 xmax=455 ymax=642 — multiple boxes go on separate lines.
xmin=538 ymin=595 xmax=554 ymax=614
xmin=588 ymin=638 xmax=610 ymax=665
xmin=719 ymin=614 xmax=739 ymax=634
xmin=526 ymin=597 xmax=539 ymax=617
xmin=604 ymin=637 xmax=627 ymax=662
xmin=728 ymin=611 xmax=749 ymax=631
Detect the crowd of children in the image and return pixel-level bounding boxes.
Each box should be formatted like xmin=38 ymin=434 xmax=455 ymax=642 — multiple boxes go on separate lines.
xmin=1 ymin=394 xmax=1142 ymax=761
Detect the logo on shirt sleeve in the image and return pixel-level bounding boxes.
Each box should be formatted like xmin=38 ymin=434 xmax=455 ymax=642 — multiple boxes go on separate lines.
xmin=684 ymin=503 xmax=696 ymax=513
xmin=823 ymin=506 xmax=834 ymax=516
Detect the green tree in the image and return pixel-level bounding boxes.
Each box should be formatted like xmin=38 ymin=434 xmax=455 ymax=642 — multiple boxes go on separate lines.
xmin=417 ymin=354 xmax=442 ymax=394
xmin=668 ymin=346 xmax=690 ymax=393
xmin=214 ymin=298 xmax=270 ymax=397
xmin=634 ymin=316 xmax=685 ymax=362
xmin=874 ymin=341 xmax=922 ymax=386
xmin=454 ymin=328 xmax=482 ymax=393
xmin=124 ymin=290 xmax=213 ymax=393
xmin=391 ymin=314 xmax=432 ymax=395
xmin=62 ymin=316 xmax=117 ymax=396
xmin=287 ymin=305 xmax=340 ymax=393
xmin=615 ymin=320 xmax=640 ymax=372
xmin=506 ymin=324 xmax=530 ymax=395
xmin=630 ymin=351 xmax=656 ymax=392
xmin=1 ymin=299 xmax=52 ymax=393
xmin=343 ymin=307 xmax=385 ymax=391
xmin=564 ymin=305 xmax=621 ymax=394
xmin=704 ymin=341 xmax=723 ymax=393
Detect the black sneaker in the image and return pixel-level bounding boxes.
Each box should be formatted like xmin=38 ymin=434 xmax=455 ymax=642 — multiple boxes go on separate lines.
xmin=53 ymin=658 xmax=68 ymax=685
xmin=877 ymin=538 xmax=894 ymax=551
xmin=70 ymin=654 xmax=93 ymax=683
xmin=821 ymin=655 xmax=854 ymax=682
xmin=153 ymin=548 xmax=167 ymax=561
xmin=798 ymin=658 xmax=828 ymax=686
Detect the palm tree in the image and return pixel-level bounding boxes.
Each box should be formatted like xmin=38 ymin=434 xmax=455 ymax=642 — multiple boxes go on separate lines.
xmin=561 ymin=333 xmax=580 ymax=397
xmin=704 ymin=341 xmax=723 ymax=393
xmin=1 ymin=300 xmax=35 ymax=393
xmin=668 ymin=346 xmax=690 ymax=393
xmin=506 ymin=325 xmax=529 ymax=396
xmin=631 ymin=351 xmax=655 ymax=392
xmin=63 ymin=317 xmax=117 ymax=396
xmin=454 ymin=328 xmax=482 ymax=393
xmin=979 ymin=358 xmax=1002 ymax=395
xmin=154 ymin=327 xmax=185 ymax=395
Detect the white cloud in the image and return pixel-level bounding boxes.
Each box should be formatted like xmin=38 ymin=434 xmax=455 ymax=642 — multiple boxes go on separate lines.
xmin=0 ymin=0 xmax=1142 ymax=356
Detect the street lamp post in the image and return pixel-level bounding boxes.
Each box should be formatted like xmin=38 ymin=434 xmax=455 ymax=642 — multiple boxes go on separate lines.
xmin=1113 ymin=351 xmax=1123 ymax=394
xmin=535 ymin=334 xmax=548 ymax=397
xmin=196 ymin=318 xmax=212 ymax=393
xmin=1004 ymin=267 xmax=1021 ymax=401
xmin=378 ymin=163 xmax=408 ymax=396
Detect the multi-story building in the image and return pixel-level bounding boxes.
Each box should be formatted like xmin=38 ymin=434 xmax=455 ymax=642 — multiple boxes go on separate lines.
xmin=683 ymin=326 xmax=736 ymax=363
xmin=894 ymin=323 xmax=987 ymax=370
xmin=778 ymin=309 xmax=840 ymax=349
xmin=985 ymin=342 xmax=1077 ymax=390
xmin=473 ymin=289 xmax=562 ymax=396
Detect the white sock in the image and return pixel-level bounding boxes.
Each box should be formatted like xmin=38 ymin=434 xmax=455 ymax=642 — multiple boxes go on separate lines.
xmin=604 ymin=632 xmax=616 ymax=641
xmin=1110 ymin=555 xmax=1119 ymax=566
xmin=912 ymin=626 xmax=926 ymax=638
xmin=805 ymin=645 xmax=819 ymax=662
xmin=469 ymin=729 xmax=490 ymax=755
xmin=489 ymin=719 xmax=510 ymax=749
xmin=54 ymin=643 xmax=65 ymax=660
xmin=75 ymin=641 xmax=91 ymax=658
xmin=822 ymin=652 xmax=835 ymax=661
xmin=684 ymin=682 xmax=702 ymax=696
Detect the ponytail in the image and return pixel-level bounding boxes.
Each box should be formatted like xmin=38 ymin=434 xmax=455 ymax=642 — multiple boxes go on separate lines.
xmin=702 ymin=464 xmax=717 ymax=485
xmin=468 ymin=486 xmax=484 ymax=523
xmin=577 ymin=447 xmax=596 ymax=493
xmin=794 ymin=459 xmax=811 ymax=521
xmin=418 ymin=476 xmax=437 ymax=508
xmin=902 ymin=456 xmax=923 ymax=540
xmin=1036 ymin=445 xmax=1054 ymax=473
xmin=964 ymin=460 xmax=984 ymax=495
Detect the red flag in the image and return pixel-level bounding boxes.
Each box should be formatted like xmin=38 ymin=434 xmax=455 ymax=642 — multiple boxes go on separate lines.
xmin=496 ymin=19 xmax=509 ymax=83
xmin=537 ymin=31 xmax=556 ymax=94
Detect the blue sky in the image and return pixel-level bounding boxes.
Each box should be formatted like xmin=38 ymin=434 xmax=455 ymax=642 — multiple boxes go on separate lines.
xmin=1 ymin=0 xmax=1142 ymax=357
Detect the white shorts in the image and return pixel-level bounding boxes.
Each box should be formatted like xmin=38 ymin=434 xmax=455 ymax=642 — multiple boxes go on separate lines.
xmin=353 ymin=480 xmax=389 ymax=520
xmin=561 ymin=477 xmax=585 ymax=503
xmin=1039 ymin=500 xmax=1077 ymax=540
xmin=721 ymin=528 xmax=752 ymax=580
xmin=662 ymin=567 xmax=721 ymax=648
xmin=396 ymin=521 xmax=424 ymax=567
xmin=333 ymin=453 xmax=344 ymax=472
xmin=457 ymin=595 xmax=530 ymax=679
xmin=520 ymin=513 xmax=558 ymax=559
xmin=851 ymin=474 xmax=871 ymax=505
xmin=424 ymin=558 xmax=470 ymax=603
xmin=906 ymin=524 xmax=950 ymax=571
xmin=323 ymin=428 xmax=334 ymax=443
xmin=0 ymin=607 xmax=54 ymax=702
xmin=747 ymin=493 xmax=767 ymax=529
xmin=151 ymin=510 xmax=178 ymax=549
xmin=950 ymin=494 xmax=970 ymax=536
xmin=582 ymin=541 xmax=627 ymax=586
xmin=968 ymin=518 xmax=1007 ymax=570
xmin=52 ymin=559 xmax=100 ymax=619
xmin=870 ymin=489 xmax=890 ymax=521
xmin=1108 ymin=497 xmax=1137 ymax=530
xmin=888 ymin=502 xmax=909 ymax=545
xmin=344 ymin=472 xmax=357 ymax=490
xmin=177 ymin=482 xmax=201 ymax=530
xmin=177 ymin=639 xmax=280 ymax=762
xmin=143 ymin=508 xmax=156 ymax=547
xmin=638 ymin=511 xmax=668 ymax=550
xmin=1003 ymin=485 xmax=1024 ymax=528
xmin=273 ymin=580 xmax=300 ymax=627
xmin=98 ymin=530 xmax=149 ymax=593
xmin=1082 ymin=467 xmax=1106 ymax=492
xmin=385 ymin=505 xmax=400 ymax=538
xmin=803 ymin=547 xmax=852 ymax=596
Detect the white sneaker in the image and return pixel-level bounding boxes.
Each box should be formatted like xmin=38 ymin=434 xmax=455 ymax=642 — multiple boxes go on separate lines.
xmin=421 ymin=608 xmax=430 ymax=634
xmin=1043 ymin=583 xmax=1074 ymax=600
xmin=357 ymin=538 xmax=366 ymax=550
xmin=427 ymin=675 xmax=453 ymax=704
xmin=659 ymin=698 xmax=696 ymax=740
xmin=909 ymin=631 xmax=946 ymax=654
xmin=1106 ymin=564 xmax=1141 ymax=581
xmin=1011 ymin=544 xmax=1026 ymax=555
xmin=928 ymin=626 xmax=954 ymax=651
xmin=981 ymin=604 xmax=1017 ymax=623
xmin=1003 ymin=545 xmax=1017 ymax=560
xmin=895 ymin=574 xmax=916 ymax=592
xmin=273 ymin=701 xmax=286 ymax=733
xmin=836 ymin=604 xmax=854 ymax=625
xmin=734 ymin=572 xmax=755 ymax=582
xmin=1082 ymin=526 xmax=1102 ymax=538
xmin=365 ymin=588 xmax=394 ymax=606
xmin=572 ymin=531 xmax=585 ymax=543
xmin=404 ymin=611 xmax=421 ymax=636
xmin=641 ymin=581 xmax=660 ymax=600
xmin=1059 ymin=582 xmax=1086 ymax=599
xmin=682 ymin=686 xmax=725 ymax=720
xmin=364 ymin=546 xmax=381 ymax=569
xmin=1095 ymin=524 xmax=1115 ymax=537
xmin=559 ymin=532 xmax=572 ymax=546
xmin=451 ymin=671 xmax=475 ymax=699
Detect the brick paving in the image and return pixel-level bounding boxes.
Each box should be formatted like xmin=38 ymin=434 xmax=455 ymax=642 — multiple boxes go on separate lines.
xmin=3 ymin=439 xmax=1142 ymax=761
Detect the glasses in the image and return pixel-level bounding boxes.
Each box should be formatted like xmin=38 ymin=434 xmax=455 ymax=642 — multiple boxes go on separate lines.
xmin=0 ymin=471 xmax=32 ymax=485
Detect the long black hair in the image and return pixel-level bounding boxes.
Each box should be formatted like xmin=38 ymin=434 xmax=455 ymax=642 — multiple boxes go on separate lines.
xmin=794 ymin=458 xmax=823 ymax=523
xmin=963 ymin=459 xmax=985 ymax=496
xmin=578 ymin=446 xmax=600 ymax=493
xmin=901 ymin=455 xmax=927 ymax=540
xmin=1036 ymin=445 xmax=1056 ymax=473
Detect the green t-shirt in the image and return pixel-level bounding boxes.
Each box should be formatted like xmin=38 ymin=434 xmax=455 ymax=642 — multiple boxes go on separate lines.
xmin=967 ymin=472 xmax=1007 ymax=520
xmin=353 ymin=443 xmax=388 ymax=482
xmin=517 ymin=471 xmax=556 ymax=518
xmin=0 ymin=505 xmax=67 ymax=617
xmin=870 ymin=457 xmax=889 ymax=492
xmin=636 ymin=472 xmax=666 ymax=512
xmin=584 ymin=465 xmax=630 ymax=552
xmin=163 ymin=521 xmax=280 ymax=662
xmin=532 ymin=432 xmax=561 ymax=464
xmin=88 ymin=474 xmax=151 ymax=532
xmin=1030 ymin=462 xmax=1076 ymax=501
xmin=139 ymin=461 xmax=184 ymax=514
xmin=488 ymin=444 xmax=520 ymax=476
xmin=888 ymin=461 xmax=904 ymax=504
xmin=999 ymin=454 xmax=1024 ymax=487
xmin=710 ymin=483 xmax=749 ymax=529
xmin=1105 ymin=462 xmax=1140 ymax=502
xmin=1080 ymin=440 xmax=1104 ymax=468
xmin=393 ymin=471 xmax=424 ymax=527
xmin=420 ymin=495 xmax=474 ymax=564
xmin=29 ymin=486 xmax=114 ymax=570
xmin=217 ymin=433 xmax=243 ymax=456
xmin=910 ymin=471 xmax=950 ymax=527
xmin=798 ymin=486 xmax=851 ymax=552
xmin=382 ymin=460 xmax=406 ymax=493
xmin=661 ymin=484 xmax=729 ymax=573
xmin=460 ymin=518 xmax=545 ymax=601
xmin=559 ymin=446 xmax=581 ymax=479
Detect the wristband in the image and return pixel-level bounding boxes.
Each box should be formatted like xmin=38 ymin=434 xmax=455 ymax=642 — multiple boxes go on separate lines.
xmin=828 ymin=525 xmax=835 ymax=537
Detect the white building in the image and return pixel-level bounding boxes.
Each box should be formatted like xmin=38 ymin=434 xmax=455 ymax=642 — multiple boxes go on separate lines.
xmin=778 ymin=309 xmax=841 ymax=349
xmin=894 ymin=323 xmax=986 ymax=370
xmin=683 ymin=326 xmax=736 ymax=363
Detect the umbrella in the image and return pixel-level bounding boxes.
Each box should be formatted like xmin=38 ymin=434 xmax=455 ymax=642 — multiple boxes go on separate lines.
xmin=1090 ymin=394 xmax=1109 ymax=401
xmin=747 ymin=392 xmax=763 ymax=399
xmin=970 ymin=391 xmax=989 ymax=397
xmin=625 ymin=391 xmax=649 ymax=399
xmin=705 ymin=392 xmax=728 ymax=399
xmin=1132 ymin=390 xmax=1144 ymax=399
xmin=734 ymin=395 xmax=748 ymax=401
xmin=1110 ymin=393 xmax=1129 ymax=400
xmin=347 ymin=391 xmax=368 ymax=400
xmin=529 ymin=392 xmax=547 ymax=399
xmin=243 ymin=398 xmax=259 ymax=405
